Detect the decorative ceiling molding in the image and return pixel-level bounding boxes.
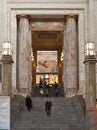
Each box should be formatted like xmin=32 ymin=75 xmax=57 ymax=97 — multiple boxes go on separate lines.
xmin=30 ymin=22 xmax=65 ymax=31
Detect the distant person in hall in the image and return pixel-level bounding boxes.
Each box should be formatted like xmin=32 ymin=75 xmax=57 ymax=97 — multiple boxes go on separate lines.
xmin=54 ymin=82 xmax=60 ymax=97
xmin=25 ymin=95 xmax=33 ymax=111
xmin=44 ymin=82 xmax=49 ymax=97
xmin=39 ymin=78 xmax=43 ymax=88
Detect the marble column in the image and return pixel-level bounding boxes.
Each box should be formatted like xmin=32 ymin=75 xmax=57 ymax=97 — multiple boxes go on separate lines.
xmin=64 ymin=15 xmax=78 ymax=96
xmin=84 ymin=56 xmax=97 ymax=130
xmin=17 ymin=15 xmax=32 ymax=94
xmin=0 ymin=55 xmax=14 ymax=97
xmin=28 ymin=27 xmax=32 ymax=93
xmin=84 ymin=57 xmax=96 ymax=109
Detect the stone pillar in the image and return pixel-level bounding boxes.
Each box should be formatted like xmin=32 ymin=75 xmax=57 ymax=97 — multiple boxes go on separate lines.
xmin=0 ymin=55 xmax=14 ymax=97
xmin=28 ymin=27 xmax=32 ymax=93
xmin=64 ymin=15 xmax=78 ymax=96
xmin=84 ymin=56 xmax=97 ymax=130
xmin=17 ymin=15 xmax=32 ymax=94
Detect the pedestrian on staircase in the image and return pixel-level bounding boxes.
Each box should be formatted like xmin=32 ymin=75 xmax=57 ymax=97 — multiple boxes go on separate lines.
xmin=25 ymin=95 xmax=33 ymax=111
xmin=54 ymin=82 xmax=59 ymax=97
xmin=45 ymin=99 xmax=52 ymax=116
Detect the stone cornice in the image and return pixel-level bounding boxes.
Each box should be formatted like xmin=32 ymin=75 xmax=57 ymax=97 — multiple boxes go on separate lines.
xmin=7 ymin=0 xmax=88 ymax=4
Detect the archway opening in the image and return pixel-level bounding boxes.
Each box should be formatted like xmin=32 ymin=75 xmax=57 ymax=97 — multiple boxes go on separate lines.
xmin=31 ymin=19 xmax=64 ymax=96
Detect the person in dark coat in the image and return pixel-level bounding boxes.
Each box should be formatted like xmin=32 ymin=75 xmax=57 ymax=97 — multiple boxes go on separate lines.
xmin=54 ymin=82 xmax=60 ymax=97
xmin=25 ymin=95 xmax=33 ymax=111
xmin=39 ymin=79 xmax=43 ymax=88
xmin=45 ymin=99 xmax=52 ymax=116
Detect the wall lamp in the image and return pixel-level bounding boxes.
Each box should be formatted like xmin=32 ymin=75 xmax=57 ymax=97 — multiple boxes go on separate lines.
xmin=1 ymin=41 xmax=13 ymax=56
xmin=61 ymin=51 xmax=64 ymax=61
xmin=31 ymin=48 xmax=34 ymax=62
xmin=31 ymin=56 xmax=34 ymax=62
xmin=84 ymin=42 xmax=96 ymax=57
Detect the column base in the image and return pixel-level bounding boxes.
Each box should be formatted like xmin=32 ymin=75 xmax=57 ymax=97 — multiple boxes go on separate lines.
xmin=66 ymin=88 xmax=77 ymax=97
xmin=85 ymin=109 xmax=97 ymax=130
xmin=18 ymin=88 xmax=30 ymax=96
xmin=0 ymin=83 xmax=2 ymax=95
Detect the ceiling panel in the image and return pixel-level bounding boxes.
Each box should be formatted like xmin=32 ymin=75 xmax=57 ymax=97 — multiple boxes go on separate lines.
xmin=32 ymin=31 xmax=63 ymax=50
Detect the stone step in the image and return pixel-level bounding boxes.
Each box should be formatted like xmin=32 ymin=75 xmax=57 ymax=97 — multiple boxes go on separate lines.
xmin=13 ymin=126 xmax=84 ymax=130
xmin=13 ymin=97 xmax=85 ymax=130
xmin=32 ymin=86 xmax=64 ymax=97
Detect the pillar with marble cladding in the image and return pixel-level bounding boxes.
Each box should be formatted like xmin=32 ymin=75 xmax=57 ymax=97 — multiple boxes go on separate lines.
xmin=64 ymin=15 xmax=78 ymax=96
xmin=17 ymin=15 xmax=32 ymax=94
xmin=28 ymin=26 xmax=32 ymax=93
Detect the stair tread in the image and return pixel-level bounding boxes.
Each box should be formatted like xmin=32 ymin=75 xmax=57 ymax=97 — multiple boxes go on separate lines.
xmin=13 ymin=97 xmax=85 ymax=130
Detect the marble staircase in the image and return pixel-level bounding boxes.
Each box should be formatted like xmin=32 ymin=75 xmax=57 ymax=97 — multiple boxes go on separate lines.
xmin=31 ymin=86 xmax=64 ymax=97
xmin=13 ymin=97 xmax=85 ymax=130
xmin=11 ymin=95 xmax=25 ymax=129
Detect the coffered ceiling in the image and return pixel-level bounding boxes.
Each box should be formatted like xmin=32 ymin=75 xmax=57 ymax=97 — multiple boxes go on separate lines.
xmin=31 ymin=16 xmax=64 ymax=50
xmin=32 ymin=31 xmax=63 ymax=50
xmin=30 ymin=14 xmax=78 ymax=51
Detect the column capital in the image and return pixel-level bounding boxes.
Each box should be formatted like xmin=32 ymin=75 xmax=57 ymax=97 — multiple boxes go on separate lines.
xmin=64 ymin=15 xmax=78 ymax=22
xmin=17 ymin=15 xmax=31 ymax=21
xmin=84 ymin=56 xmax=97 ymax=64
xmin=0 ymin=55 xmax=14 ymax=64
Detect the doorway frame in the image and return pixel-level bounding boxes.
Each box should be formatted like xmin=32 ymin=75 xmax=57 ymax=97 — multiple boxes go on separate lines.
xmin=8 ymin=2 xmax=87 ymax=95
